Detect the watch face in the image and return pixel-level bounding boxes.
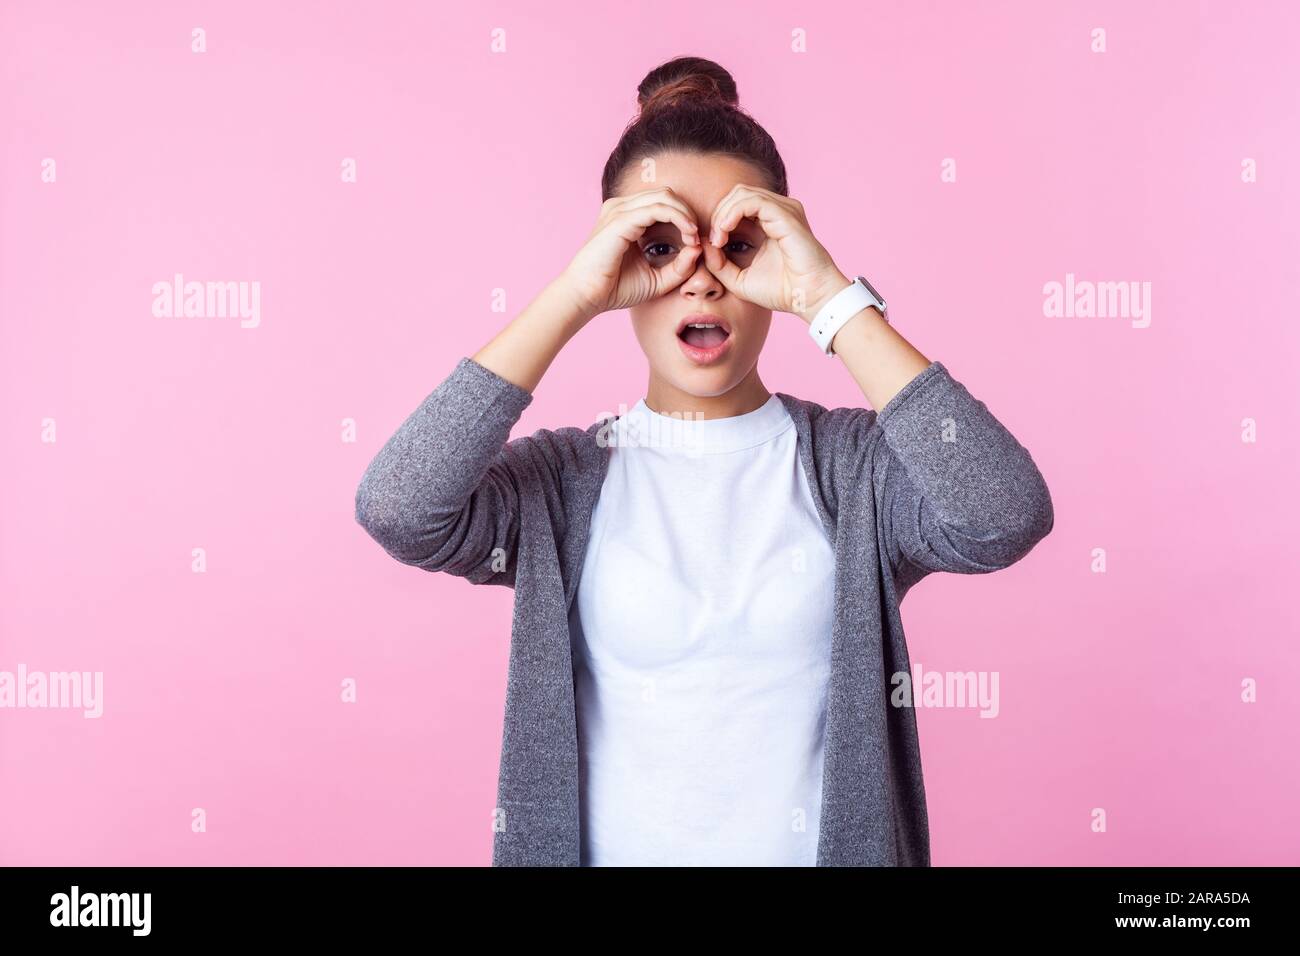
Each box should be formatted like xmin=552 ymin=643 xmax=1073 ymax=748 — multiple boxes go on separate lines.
xmin=858 ymin=275 xmax=883 ymax=302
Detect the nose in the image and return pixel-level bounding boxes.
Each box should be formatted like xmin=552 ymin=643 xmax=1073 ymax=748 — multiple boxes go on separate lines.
xmin=679 ymin=252 xmax=724 ymax=299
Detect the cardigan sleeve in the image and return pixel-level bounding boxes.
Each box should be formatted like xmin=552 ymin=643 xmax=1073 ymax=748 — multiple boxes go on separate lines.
xmin=353 ymin=356 xmax=537 ymax=589
xmin=870 ymin=361 xmax=1055 ymax=585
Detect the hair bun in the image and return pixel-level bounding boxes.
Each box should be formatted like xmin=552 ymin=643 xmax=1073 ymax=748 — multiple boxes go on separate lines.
xmin=602 ymin=54 xmax=786 ymax=201
xmin=636 ymin=56 xmax=739 ymax=117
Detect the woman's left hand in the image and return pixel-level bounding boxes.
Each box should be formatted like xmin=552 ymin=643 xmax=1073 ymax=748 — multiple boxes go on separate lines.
xmin=701 ymin=184 xmax=850 ymax=323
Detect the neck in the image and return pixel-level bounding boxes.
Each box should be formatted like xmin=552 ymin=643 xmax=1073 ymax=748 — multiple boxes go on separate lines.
xmin=644 ymin=365 xmax=772 ymax=420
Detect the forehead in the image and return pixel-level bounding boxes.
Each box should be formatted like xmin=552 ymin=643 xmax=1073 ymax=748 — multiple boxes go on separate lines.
xmin=616 ymin=151 xmax=768 ymax=226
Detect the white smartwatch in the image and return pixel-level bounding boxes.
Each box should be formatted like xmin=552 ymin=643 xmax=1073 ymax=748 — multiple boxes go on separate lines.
xmin=807 ymin=275 xmax=888 ymax=355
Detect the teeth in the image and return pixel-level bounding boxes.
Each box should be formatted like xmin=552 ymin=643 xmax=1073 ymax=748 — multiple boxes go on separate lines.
xmin=687 ymin=323 xmax=719 ymax=329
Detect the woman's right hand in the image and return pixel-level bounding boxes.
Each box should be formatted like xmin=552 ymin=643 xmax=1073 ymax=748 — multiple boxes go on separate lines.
xmin=557 ymin=187 xmax=702 ymax=321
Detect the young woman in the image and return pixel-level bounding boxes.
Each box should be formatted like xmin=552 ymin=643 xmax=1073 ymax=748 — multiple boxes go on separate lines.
xmin=355 ymin=56 xmax=1054 ymax=867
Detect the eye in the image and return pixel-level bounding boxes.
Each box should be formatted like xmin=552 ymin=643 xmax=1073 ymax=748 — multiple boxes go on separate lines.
xmin=724 ymin=239 xmax=758 ymax=262
xmin=642 ymin=241 xmax=678 ymax=261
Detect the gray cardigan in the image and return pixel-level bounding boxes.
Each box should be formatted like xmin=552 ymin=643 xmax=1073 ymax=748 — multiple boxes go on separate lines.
xmin=354 ymin=355 xmax=1054 ymax=866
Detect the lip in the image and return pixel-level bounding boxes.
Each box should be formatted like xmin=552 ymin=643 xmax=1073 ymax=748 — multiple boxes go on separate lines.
xmin=675 ymin=313 xmax=734 ymax=366
xmin=675 ymin=313 xmax=733 ymax=338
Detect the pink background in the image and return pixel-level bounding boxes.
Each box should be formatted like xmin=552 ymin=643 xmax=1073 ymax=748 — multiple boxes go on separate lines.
xmin=2 ymin=0 xmax=1298 ymax=865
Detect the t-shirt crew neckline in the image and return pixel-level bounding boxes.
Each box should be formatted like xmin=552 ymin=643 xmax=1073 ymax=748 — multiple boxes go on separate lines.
xmin=617 ymin=393 xmax=792 ymax=456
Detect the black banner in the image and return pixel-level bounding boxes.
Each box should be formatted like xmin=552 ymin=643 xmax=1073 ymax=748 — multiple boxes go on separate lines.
xmin=0 ymin=866 xmax=1286 ymax=942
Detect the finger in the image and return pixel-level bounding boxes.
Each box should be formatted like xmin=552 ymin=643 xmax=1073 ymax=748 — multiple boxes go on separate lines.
xmin=609 ymin=188 xmax=700 ymax=245
xmin=709 ymin=198 xmax=761 ymax=250
xmin=614 ymin=201 xmax=701 ymax=252
xmin=710 ymin=185 xmax=796 ymax=248
xmin=654 ymin=244 xmax=703 ymax=295
xmin=701 ymin=238 xmax=743 ymax=292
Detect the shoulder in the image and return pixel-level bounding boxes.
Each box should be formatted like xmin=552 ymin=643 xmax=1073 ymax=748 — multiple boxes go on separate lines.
xmin=451 ymin=356 xmax=611 ymax=472
xmin=776 ymin=391 xmax=881 ymax=462
xmin=774 ymin=392 xmax=885 ymax=527
xmin=498 ymin=417 xmax=612 ymax=486
xmin=776 ymin=360 xmax=955 ymax=459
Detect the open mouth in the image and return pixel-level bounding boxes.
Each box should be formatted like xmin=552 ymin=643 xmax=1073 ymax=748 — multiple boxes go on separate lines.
xmin=676 ymin=315 xmax=732 ymax=349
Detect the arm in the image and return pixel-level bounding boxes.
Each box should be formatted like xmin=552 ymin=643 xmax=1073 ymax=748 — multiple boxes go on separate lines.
xmin=353 ymin=185 xmax=726 ymax=584
xmin=817 ymin=283 xmax=1053 ymax=580
xmin=702 ymin=186 xmax=1053 ymax=583
xmin=866 ymin=355 xmax=1054 ymax=583
xmin=353 ymin=279 xmax=588 ymax=586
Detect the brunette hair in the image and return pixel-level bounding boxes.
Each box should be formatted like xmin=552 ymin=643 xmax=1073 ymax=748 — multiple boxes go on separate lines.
xmin=600 ymin=55 xmax=788 ymax=201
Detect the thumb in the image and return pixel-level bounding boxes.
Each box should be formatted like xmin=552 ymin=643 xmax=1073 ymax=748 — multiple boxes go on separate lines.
xmin=656 ymin=243 xmax=702 ymax=294
xmin=702 ymin=241 xmax=743 ymax=294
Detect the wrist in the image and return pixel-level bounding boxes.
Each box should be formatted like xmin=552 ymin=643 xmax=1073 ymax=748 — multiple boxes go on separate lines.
xmin=546 ymin=274 xmax=601 ymax=331
xmin=800 ymin=270 xmax=853 ymax=324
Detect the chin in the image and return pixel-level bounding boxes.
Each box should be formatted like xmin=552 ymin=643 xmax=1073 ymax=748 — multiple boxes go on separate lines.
xmin=663 ymin=364 xmax=743 ymax=399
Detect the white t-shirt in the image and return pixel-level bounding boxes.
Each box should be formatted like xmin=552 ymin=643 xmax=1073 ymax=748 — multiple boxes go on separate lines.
xmin=569 ymin=393 xmax=837 ymax=866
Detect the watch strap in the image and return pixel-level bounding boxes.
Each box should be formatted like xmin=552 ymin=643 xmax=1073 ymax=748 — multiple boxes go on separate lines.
xmin=807 ymin=276 xmax=887 ymax=355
